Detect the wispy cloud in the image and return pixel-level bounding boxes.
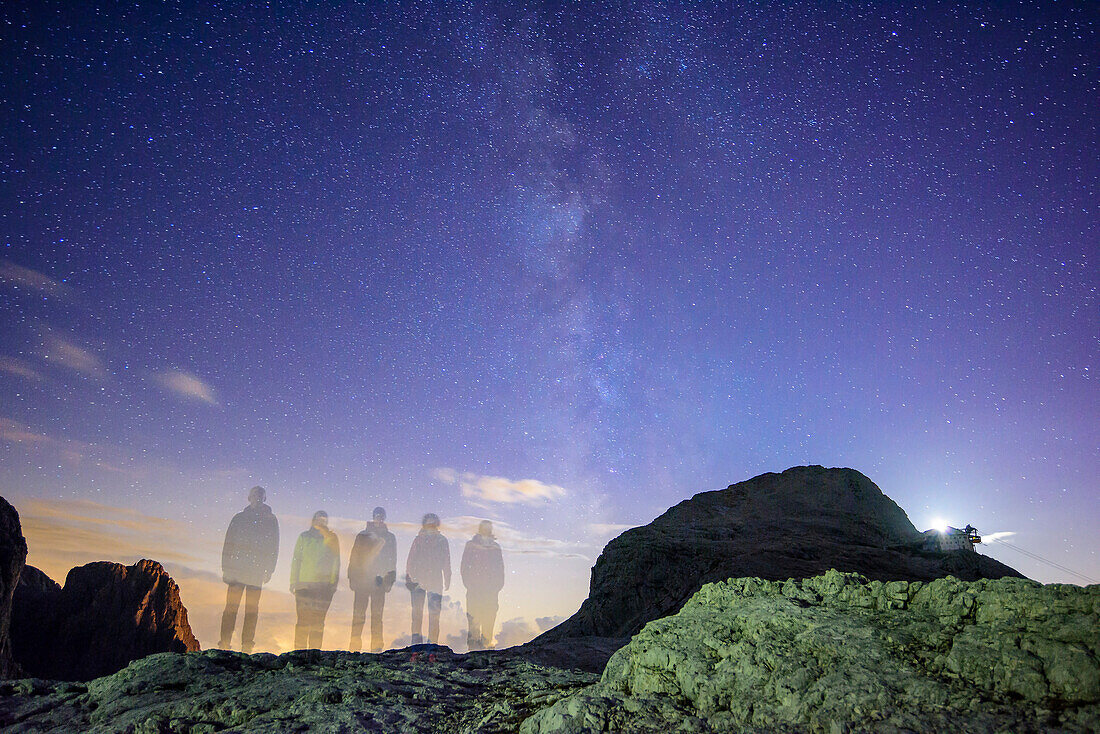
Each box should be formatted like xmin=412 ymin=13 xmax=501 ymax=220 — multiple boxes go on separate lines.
xmin=433 ymin=468 xmax=567 ymax=506
xmin=0 ymin=356 xmax=45 ymax=381
xmin=154 ymin=370 xmax=219 ymax=406
xmin=0 ymin=261 xmax=73 ymax=298
xmin=0 ymin=418 xmax=54 ymax=446
xmin=982 ymin=531 xmax=1017 ymax=543
xmin=40 ymin=332 xmax=107 ymax=379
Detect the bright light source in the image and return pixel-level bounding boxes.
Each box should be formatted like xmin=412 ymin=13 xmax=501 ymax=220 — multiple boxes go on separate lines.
xmin=931 ymin=517 xmax=949 ymax=533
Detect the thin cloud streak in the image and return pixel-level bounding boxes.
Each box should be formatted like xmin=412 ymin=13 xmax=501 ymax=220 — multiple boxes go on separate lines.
xmin=40 ymin=332 xmax=107 ymax=379
xmin=0 ymin=417 xmax=63 ymax=446
xmin=154 ymin=370 xmax=219 ymax=406
xmin=0 ymin=357 xmax=45 ymax=381
xmin=0 ymin=261 xmax=73 ymax=298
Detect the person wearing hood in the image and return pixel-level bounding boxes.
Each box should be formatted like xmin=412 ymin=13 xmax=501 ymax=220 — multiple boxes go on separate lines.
xmin=290 ymin=510 xmax=340 ymax=649
xmin=404 ymin=513 xmax=450 ymax=644
xmin=460 ymin=520 xmax=504 ymax=650
xmin=219 ymin=485 xmax=279 ymax=653
xmin=347 ymin=506 xmax=397 ymax=652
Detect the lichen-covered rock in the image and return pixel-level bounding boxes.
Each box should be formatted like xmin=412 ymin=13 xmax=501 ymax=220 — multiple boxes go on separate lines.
xmin=539 ymin=466 xmax=1022 ymax=646
xmin=14 ymin=559 xmax=200 ymax=681
xmin=0 ymin=497 xmax=27 ymax=679
xmin=523 ymin=570 xmax=1100 ymax=733
xmin=0 ymin=645 xmax=598 ymax=733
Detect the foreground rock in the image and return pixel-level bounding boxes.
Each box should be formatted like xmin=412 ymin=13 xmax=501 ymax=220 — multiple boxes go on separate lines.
xmin=0 ymin=645 xmax=597 ymax=733
xmin=0 ymin=498 xmax=27 ymax=679
xmin=540 ymin=465 xmax=1023 ymax=644
xmin=524 ymin=570 xmax=1100 ymax=733
xmin=11 ymin=560 xmax=200 ymax=681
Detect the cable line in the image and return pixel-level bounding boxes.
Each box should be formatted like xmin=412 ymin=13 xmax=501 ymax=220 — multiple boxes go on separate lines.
xmin=985 ymin=539 xmax=1097 ymax=584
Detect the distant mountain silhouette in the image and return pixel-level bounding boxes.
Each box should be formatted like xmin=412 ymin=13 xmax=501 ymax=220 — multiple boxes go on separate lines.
xmin=537 ymin=465 xmax=1024 ymax=643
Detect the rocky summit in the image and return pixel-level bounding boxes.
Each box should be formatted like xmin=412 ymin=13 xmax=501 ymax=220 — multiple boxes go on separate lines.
xmin=2 ymin=572 xmax=1096 ymax=733
xmin=538 ymin=465 xmax=1023 ymax=644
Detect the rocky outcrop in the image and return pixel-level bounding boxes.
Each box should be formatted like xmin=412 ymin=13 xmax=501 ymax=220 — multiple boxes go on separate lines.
xmin=9 ymin=566 xmax=61 ymax=679
xmin=523 ymin=570 xmax=1100 ymax=733
xmin=11 ymin=559 xmax=200 ymax=681
xmin=0 ymin=498 xmax=27 ymax=679
xmin=0 ymin=646 xmax=598 ymax=733
xmin=538 ymin=466 xmax=1023 ymax=643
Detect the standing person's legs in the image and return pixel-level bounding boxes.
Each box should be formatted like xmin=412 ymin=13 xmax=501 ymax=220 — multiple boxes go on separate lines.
xmin=308 ymin=591 xmax=334 ymax=649
xmin=241 ymin=585 xmax=261 ymax=653
xmin=481 ymin=594 xmax=498 ymax=649
xmin=369 ymin=585 xmax=386 ymax=652
xmin=466 ymin=592 xmax=482 ymax=649
xmin=426 ymin=592 xmax=442 ymax=644
xmin=219 ymin=583 xmax=245 ymax=649
xmin=350 ymin=590 xmax=368 ymax=651
xmin=410 ymin=586 xmax=425 ymax=644
xmin=466 ymin=592 xmax=497 ymax=649
xmin=294 ymin=591 xmax=310 ymax=650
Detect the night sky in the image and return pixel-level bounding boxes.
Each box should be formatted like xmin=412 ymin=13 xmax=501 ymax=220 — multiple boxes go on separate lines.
xmin=1 ymin=2 xmax=1096 ymax=651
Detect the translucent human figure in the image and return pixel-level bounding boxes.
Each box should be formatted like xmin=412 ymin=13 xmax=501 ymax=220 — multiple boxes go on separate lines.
xmin=290 ymin=510 xmax=340 ymax=649
xmin=218 ymin=485 xmax=279 ymax=653
xmin=461 ymin=519 xmax=504 ymax=650
xmin=404 ymin=513 xmax=450 ymax=644
xmin=347 ymin=506 xmax=397 ymax=652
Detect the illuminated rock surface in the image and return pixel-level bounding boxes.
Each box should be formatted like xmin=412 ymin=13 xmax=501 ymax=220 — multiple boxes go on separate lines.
xmin=523 ymin=570 xmax=1100 ymax=733
xmin=539 ymin=465 xmax=1024 ymax=644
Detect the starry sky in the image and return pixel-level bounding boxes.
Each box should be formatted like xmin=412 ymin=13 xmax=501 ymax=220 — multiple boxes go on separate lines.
xmin=1 ymin=1 xmax=1096 ymax=651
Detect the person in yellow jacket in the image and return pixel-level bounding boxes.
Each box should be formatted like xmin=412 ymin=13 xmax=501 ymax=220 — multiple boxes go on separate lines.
xmin=290 ymin=510 xmax=340 ymax=649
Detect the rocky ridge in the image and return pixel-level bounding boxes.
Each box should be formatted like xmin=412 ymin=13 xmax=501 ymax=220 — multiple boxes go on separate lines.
xmin=12 ymin=559 xmax=200 ymax=681
xmin=539 ymin=465 xmax=1023 ymax=644
xmin=523 ymin=570 xmax=1100 ymax=733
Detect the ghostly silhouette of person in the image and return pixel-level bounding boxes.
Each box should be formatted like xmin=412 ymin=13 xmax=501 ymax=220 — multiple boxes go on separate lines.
xmin=347 ymin=506 xmax=397 ymax=652
xmin=218 ymin=485 xmax=279 ymax=653
xmin=461 ymin=520 xmax=504 ymax=650
xmin=290 ymin=510 xmax=340 ymax=649
xmin=404 ymin=513 xmax=450 ymax=644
